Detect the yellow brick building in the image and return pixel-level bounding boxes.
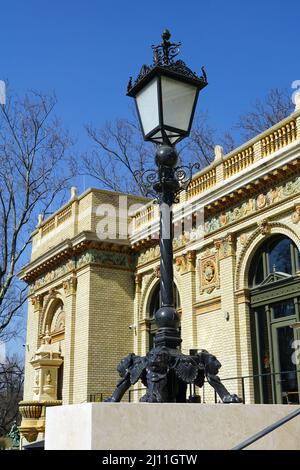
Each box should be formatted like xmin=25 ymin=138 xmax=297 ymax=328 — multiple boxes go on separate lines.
xmin=19 ymin=106 xmax=300 ymax=443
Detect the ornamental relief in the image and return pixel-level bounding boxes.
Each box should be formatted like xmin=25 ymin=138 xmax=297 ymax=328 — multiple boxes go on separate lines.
xmin=77 ymin=250 xmax=133 ymax=269
xmin=291 ymin=205 xmax=300 ymax=224
xmin=29 ymin=260 xmax=75 ymax=294
xmin=138 ymin=245 xmax=160 ymax=266
xmin=137 ymin=226 xmax=204 ymax=266
xmin=214 ymin=234 xmax=235 ymax=260
xmin=205 ymin=175 xmax=300 ymax=234
xmin=28 ymin=249 xmax=134 ymax=294
xmin=175 ymin=250 xmax=196 ymax=274
xmin=199 ymin=249 xmax=220 ymax=294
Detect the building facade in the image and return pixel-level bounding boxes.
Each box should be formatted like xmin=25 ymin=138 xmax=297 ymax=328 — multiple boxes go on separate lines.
xmin=19 ymin=105 xmax=300 ymax=442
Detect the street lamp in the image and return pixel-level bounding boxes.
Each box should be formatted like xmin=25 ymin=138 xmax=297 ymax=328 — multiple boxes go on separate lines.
xmin=127 ymin=29 xmax=207 ymax=146
xmin=127 ymin=29 xmax=207 ymax=351
xmin=106 ymin=31 xmax=241 ymax=404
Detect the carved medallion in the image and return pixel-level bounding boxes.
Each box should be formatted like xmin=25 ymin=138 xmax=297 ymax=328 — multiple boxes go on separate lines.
xmin=199 ymin=250 xmax=219 ymax=294
xmin=256 ymin=194 xmax=266 ymax=209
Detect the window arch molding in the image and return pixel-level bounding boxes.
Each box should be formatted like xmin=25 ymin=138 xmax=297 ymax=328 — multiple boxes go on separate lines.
xmin=236 ymin=224 xmax=300 ymax=291
xmin=39 ymin=293 xmax=65 ymax=338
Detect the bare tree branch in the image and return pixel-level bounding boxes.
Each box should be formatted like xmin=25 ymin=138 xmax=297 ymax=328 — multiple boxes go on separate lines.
xmin=0 ymin=89 xmax=74 ymax=340
xmin=78 ymin=88 xmax=293 ymax=196
xmin=0 ymin=355 xmax=24 ymax=436
xmin=236 ymin=88 xmax=293 ymax=141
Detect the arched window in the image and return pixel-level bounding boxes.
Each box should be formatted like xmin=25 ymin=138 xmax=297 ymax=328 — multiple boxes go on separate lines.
xmin=148 ymin=283 xmax=181 ymax=350
xmin=249 ymin=235 xmax=300 ymax=404
xmin=249 ymin=235 xmax=299 ymax=287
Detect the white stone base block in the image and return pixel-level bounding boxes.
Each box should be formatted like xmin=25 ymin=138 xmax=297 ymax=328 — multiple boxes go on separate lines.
xmin=45 ymin=403 xmax=300 ymax=450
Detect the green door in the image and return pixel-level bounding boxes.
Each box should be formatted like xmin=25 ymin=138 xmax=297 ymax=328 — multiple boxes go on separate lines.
xmin=271 ymin=319 xmax=300 ymax=404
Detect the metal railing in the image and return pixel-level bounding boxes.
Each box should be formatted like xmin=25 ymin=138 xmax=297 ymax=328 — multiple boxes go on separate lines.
xmin=89 ymin=369 xmax=300 ymax=404
xmin=210 ymin=369 xmax=300 ymax=405
xmin=232 ymin=406 xmax=300 ymax=450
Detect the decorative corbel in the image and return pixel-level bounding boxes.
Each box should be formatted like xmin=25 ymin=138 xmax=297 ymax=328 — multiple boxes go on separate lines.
xmin=214 ymin=233 xmax=236 ymax=260
xmin=175 ymin=250 xmax=196 ymax=274
xmin=30 ymin=295 xmax=43 ymax=313
xmin=62 ymin=276 xmax=77 ymax=297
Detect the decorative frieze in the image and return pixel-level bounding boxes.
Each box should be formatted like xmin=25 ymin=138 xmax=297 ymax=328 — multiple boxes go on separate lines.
xmin=29 ymin=260 xmax=75 ymax=293
xmin=77 ymin=250 xmax=134 ymax=270
xmin=137 ymin=228 xmax=203 ymax=266
xmin=205 ymin=175 xmax=300 ymax=234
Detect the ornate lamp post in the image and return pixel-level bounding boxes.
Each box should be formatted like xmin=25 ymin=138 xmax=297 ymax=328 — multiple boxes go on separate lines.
xmin=127 ymin=30 xmax=207 ymax=353
xmin=107 ymin=31 xmax=241 ymax=404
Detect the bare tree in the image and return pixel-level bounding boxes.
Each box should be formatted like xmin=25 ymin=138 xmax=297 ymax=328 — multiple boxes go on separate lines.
xmin=186 ymin=112 xmax=236 ymax=166
xmin=0 ymin=355 xmax=24 ymax=437
xmin=79 ymin=87 xmax=293 ymax=196
xmin=76 ymin=118 xmax=155 ymax=197
xmin=76 ymin=113 xmax=221 ymax=196
xmin=0 ymin=90 xmax=73 ymax=341
xmin=236 ymin=88 xmax=294 ymax=141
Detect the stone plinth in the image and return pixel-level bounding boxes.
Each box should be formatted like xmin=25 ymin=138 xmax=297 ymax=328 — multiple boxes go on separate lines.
xmin=45 ymin=403 xmax=300 ymax=450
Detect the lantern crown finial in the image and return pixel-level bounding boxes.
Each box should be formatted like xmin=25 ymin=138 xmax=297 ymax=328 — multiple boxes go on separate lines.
xmin=127 ymin=31 xmax=208 ymax=96
xmin=151 ymin=29 xmax=181 ymax=66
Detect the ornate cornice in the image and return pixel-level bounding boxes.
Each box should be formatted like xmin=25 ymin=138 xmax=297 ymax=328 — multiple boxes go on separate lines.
xmin=20 ymin=232 xmax=134 ymax=284
xmin=205 ymin=173 xmax=300 ymax=235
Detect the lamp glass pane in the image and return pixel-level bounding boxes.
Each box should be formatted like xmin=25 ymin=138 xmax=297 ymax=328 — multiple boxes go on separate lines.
xmin=161 ymin=76 xmax=197 ymax=131
xmin=136 ymin=78 xmax=159 ymax=136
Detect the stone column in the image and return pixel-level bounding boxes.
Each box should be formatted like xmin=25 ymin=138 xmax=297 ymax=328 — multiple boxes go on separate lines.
xmin=133 ymin=274 xmax=142 ymax=356
xmin=62 ymin=275 xmax=77 ymax=404
xmin=175 ymin=251 xmax=197 ymax=354
xmin=214 ymin=235 xmax=241 ymax=397
xmin=236 ymin=289 xmax=254 ymax=403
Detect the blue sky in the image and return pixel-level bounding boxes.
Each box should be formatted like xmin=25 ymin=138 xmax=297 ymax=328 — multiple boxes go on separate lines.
xmin=1 ymin=0 xmax=299 ymax=355
xmin=1 ymin=0 xmax=299 ymax=165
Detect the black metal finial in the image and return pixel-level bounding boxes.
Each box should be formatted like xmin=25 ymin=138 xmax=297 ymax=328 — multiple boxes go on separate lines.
xmin=151 ymin=29 xmax=181 ymax=66
xmin=127 ymin=30 xmax=207 ymax=95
